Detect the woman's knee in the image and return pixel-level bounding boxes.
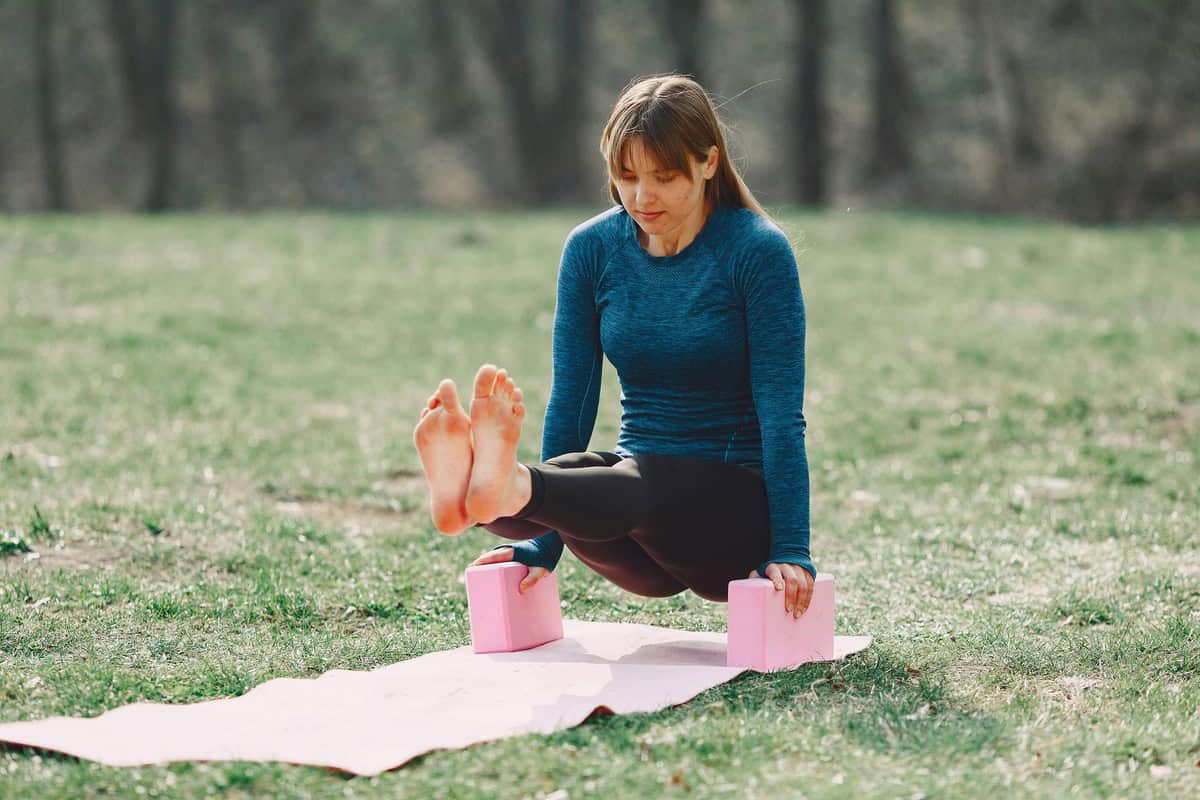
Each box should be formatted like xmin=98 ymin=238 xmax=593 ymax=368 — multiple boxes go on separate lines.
xmin=688 ymin=581 xmax=730 ymax=603
xmin=567 ymin=540 xmax=687 ymax=598
xmin=635 ymin=581 xmax=688 ymax=599
xmin=606 ymin=570 xmax=688 ymax=599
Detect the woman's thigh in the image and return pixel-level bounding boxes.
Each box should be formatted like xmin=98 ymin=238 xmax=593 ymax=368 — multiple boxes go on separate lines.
xmin=483 ymin=451 xmax=688 ymax=598
xmin=478 ymin=450 xmax=627 ymax=540
xmin=626 ymin=453 xmax=773 ymax=602
xmin=548 ymin=452 xmax=688 ymax=598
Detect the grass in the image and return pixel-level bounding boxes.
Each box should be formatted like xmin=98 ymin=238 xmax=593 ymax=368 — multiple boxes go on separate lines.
xmin=1 ymin=209 xmax=1198 ymax=798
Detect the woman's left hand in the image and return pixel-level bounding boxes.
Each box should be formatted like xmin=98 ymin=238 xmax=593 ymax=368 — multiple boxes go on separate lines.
xmin=749 ymin=563 xmax=814 ymax=618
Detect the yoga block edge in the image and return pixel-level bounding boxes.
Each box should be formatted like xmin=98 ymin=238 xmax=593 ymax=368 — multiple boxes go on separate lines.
xmin=726 ymin=573 xmax=836 ymax=671
xmin=465 ymin=562 xmax=564 ymax=654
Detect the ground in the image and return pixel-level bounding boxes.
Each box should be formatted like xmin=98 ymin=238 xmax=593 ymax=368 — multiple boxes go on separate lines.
xmin=1 ymin=210 xmax=1197 ymax=798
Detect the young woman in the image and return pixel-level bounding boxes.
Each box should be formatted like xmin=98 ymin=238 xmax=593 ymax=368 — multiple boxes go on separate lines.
xmin=413 ymin=74 xmax=816 ymax=617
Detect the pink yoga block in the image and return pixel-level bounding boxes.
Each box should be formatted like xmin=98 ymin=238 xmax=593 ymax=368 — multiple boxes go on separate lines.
xmin=465 ymin=562 xmax=564 ymax=653
xmin=726 ymin=573 xmax=836 ymax=671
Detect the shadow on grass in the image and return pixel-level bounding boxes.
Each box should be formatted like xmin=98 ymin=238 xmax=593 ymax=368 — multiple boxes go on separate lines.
xmin=527 ymin=645 xmax=1012 ymax=763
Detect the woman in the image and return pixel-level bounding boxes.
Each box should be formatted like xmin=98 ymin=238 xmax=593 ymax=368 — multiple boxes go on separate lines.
xmin=413 ymin=74 xmax=816 ymax=617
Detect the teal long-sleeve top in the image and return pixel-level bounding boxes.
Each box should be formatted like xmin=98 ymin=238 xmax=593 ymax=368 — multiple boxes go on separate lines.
xmin=500 ymin=203 xmax=816 ymax=582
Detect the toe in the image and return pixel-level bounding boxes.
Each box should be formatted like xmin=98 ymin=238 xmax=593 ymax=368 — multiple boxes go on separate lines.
xmin=511 ymin=387 xmax=523 ymax=403
xmin=473 ymin=364 xmax=498 ymax=399
xmin=436 ymin=379 xmax=462 ymax=413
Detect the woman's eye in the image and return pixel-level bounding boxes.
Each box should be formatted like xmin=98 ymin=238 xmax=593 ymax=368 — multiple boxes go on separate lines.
xmin=617 ymin=173 xmax=674 ymax=183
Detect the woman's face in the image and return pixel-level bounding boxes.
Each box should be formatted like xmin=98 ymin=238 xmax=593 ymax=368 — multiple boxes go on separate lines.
xmin=614 ymin=137 xmax=718 ymax=238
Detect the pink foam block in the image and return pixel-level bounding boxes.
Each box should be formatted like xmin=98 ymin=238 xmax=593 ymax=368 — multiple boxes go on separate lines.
xmin=464 ymin=562 xmax=564 ymax=653
xmin=726 ymin=573 xmax=836 ymax=671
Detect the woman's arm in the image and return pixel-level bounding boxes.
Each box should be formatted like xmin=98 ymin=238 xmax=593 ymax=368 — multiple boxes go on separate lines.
xmin=493 ymin=227 xmax=604 ymax=572
xmin=736 ymin=226 xmax=817 ymax=582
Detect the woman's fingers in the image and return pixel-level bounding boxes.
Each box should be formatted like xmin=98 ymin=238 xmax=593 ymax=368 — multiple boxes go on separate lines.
xmin=765 ymin=563 xmax=785 ymax=592
xmin=518 ymin=566 xmax=549 ymax=594
xmin=790 ymin=570 xmax=814 ymax=617
xmin=469 ymin=549 xmax=549 ymax=594
xmin=804 ymin=574 xmax=815 ymax=612
xmin=762 ymin=563 xmax=796 ymax=615
xmin=782 ymin=569 xmax=813 ymax=618
xmin=756 ymin=563 xmax=815 ymax=619
xmin=787 ymin=574 xmax=804 ymax=617
xmin=470 ymin=547 xmax=514 ymax=566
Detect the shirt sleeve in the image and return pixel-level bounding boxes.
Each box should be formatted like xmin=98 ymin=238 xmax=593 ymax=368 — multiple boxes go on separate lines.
xmin=734 ymin=226 xmax=817 ymax=581
xmin=492 ymin=227 xmax=604 ymax=572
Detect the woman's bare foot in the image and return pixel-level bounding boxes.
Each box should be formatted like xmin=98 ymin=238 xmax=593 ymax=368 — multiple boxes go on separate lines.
xmin=412 ymin=379 xmax=474 ymax=534
xmin=465 ymin=364 xmax=532 ymax=524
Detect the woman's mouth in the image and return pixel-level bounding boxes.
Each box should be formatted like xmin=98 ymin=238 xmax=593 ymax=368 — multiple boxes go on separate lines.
xmin=638 ymin=211 xmax=664 ymax=221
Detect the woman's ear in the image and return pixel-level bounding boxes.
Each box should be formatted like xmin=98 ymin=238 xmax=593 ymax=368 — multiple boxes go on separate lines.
xmin=704 ymin=145 xmax=719 ymax=180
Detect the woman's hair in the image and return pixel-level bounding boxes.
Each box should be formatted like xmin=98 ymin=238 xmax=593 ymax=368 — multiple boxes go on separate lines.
xmin=600 ymin=74 xmax=769 ymax=219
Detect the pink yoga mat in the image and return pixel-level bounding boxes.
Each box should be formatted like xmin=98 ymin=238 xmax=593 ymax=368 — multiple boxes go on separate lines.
xmin=0 ymin=619 xmax=871 ymax=776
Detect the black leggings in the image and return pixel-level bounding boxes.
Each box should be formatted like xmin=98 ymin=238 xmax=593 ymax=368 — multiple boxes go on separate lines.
xmin=479 ymin=451 xmax=771 ymax=603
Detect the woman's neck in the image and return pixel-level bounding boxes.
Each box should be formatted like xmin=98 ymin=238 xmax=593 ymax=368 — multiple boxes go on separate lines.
xmin=639 ymin=199 xmax=712 ymax=257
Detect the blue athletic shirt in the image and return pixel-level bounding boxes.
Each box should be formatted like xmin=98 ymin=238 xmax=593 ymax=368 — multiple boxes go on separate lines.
xmin=496 ymin=203 xmax=816 ymax=582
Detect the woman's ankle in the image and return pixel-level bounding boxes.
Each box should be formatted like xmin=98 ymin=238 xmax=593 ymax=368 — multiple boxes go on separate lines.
xmin=508 ymin=464 xmax=534 ymax=518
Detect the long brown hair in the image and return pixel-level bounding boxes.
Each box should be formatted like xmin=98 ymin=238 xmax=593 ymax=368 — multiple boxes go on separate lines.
xmin=600 ymin=74 xmax=769 ymax=220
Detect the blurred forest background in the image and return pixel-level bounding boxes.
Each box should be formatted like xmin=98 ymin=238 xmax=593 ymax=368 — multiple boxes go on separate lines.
xmin=1 ymin=0 xmax=1198 ymax=222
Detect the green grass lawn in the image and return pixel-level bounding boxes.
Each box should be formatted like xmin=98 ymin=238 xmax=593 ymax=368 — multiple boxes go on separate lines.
xmin=1 ymin=210 xmax=1197 ymax=798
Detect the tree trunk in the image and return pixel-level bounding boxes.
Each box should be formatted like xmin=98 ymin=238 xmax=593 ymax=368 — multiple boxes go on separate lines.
xmin=662 ymin=0 xmax=705 ymax=84
xmin=1000 ymin=48 xmax=1042 ymax=167
xmin=867 ymin=0 xmax=914 ymax=181
xmin=1048 ymin=0 xmax=1087 ymax=31
xmin=793 ymin=0 xmax=829 ymax=206
xmin=103 ymin=0 xmax=152 ymax=136
xmin=268 ymin=0 xmax=355 ymax=204
xmin=272 ymin=0 xmax=336 ymax=130
xmin=201 ymin=1 xmax=247 ymax=208
xmin=35 ymin=0 xmax=70 ymax=210
xmin=961 ymin=0 xmax=1043 ymax=202
xmin=144 ymin=0 xmax=177 ymax=212
xmin=475 ymin=0 xmax=542 ymax=202
xmin=474 ymin=0 xmax=590 ymax=205
xmin=1112 ymin=0 xmax=1191 ymax=220
xmin=0 ymin=136 xmax=7 ymax=210
xmin=552 ymin=2 xmax=590 ymax=203
xmin=426 ymin=0 xmax=474 ymax=134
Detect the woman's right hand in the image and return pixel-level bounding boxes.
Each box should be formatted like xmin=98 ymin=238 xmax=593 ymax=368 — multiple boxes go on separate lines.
xmin=469 ymin=547 xmax=551 ymax=595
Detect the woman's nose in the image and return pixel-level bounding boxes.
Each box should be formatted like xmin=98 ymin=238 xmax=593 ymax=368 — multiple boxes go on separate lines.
xmin=635 ymin=182 xmax=655 ymax=206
